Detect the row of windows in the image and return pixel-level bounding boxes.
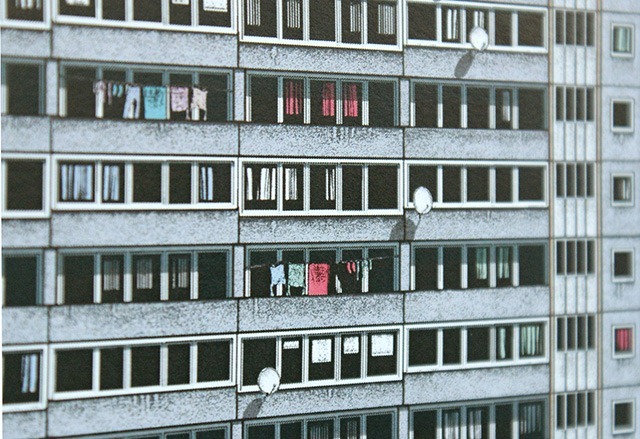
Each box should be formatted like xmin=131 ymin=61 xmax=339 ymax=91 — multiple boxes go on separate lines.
xmin=555 ymin=240 xmax=596 ymax=276
xmin=556 ymin=392 xmax=595 ymax=430
xmin=556 ymin=315 xmax=596 ymax=352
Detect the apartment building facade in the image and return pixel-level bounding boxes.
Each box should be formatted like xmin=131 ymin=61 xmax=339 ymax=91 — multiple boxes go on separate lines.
xmin=1 ymin=0 xmax=638 ymax=438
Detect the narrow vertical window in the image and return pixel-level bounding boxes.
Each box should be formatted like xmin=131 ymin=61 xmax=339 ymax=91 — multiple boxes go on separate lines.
xmin=2 ymin=352 xmax=41 ymax=403
xmin=309 ymin=0 xmax=336 ymax=42
xmin=4 ymin=64 xmax=41 ymax=116
xmin=414 ymin=83 xmax=438 ymax=128
xmin=5 ymin=161 xmax=44 ymax=211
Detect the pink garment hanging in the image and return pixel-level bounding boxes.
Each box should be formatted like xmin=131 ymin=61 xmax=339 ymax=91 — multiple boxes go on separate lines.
xmin=342 ymin=83 xmax=359 ymax=118
xmin=308 ymin=263 xmax=330 ymax=296
xmin=170 ymin=86 xmax=190 ymax=116
xmin=322 ymin=82 xmax=336 ymax=117
xmin=285 ymin=80 xmax=303 ymax=116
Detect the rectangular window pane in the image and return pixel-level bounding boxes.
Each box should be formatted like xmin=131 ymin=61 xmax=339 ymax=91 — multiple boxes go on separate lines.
xmin=566 ymin=87 xmax=575 ymax=121
xmin=309 ymin=0 xmax=335 ymax=41
xmin=283 ymin=164 xmax=304 ymax=211
xmin=495 ymin=11 xmax=512 ymax=46
xmin=443 ymin=246 xmax=461 ymax=290
xmin=3 ymin=255 xmax=38 ymax=307
xmin=566 ymin=12 xmax=575 ymax=45
xmin=368 ymin=165 xmax=398 ymax=210
xmin=131 ymin=346 xmax=161 ymax=387
xmin=341 ymin=165 xmax=363 ymax=211
xmin=3 ymin=353 xmax=40 ymax=404
xmin=7 ymin=0 xmax=43 ymax=20
xmin=368 ymin=1 xmax=397 ymax=45
xmin=555 ymin=11 xmax=564 ymax=44
xmin=414 ymin=247 xmax=438 ymax=291
xmin=169 ymin=0 xmax=191 ymax=25
xmin=64 ymin=255 xmax=94 ymax=304
xmin=587 ymin=315 xmax=596 ymax=349
xmin=368 ymin=248 xmax=395 ymax=293
xmin=5 ymin=161 xmax=43 ymax=210
xmin=576 ymin=88 xmax=586 ymax=121
xmin=519 ymin=245 xmax=546 ymax=286
xmin=132 ymin=254 xmax=161 ymax=302
xmin=56 ymin=349 xmax=93 ymax=392
xmin=442 ymin=166 xmax=461 ymax=202
xmin=408 ymin=329 xmax=437 ymax=366
xmin=408 ymin=3 xmax=436 ymax=41
xmin=199 ymin=0 xmax=231 ymax=27
xmin=369 ymin=81 xmax=395 ymax=127
xmin=466 ymin=87 xmax=490 ymax=129
xmin=495 ymin=405 xmax=513 ymax=439
xmin=442 ymin=86 xmax=461 ymax=128
xmin=169 ymin=163 xmax=192 ymax=204
xmin=103 ymin=0 xmax=125 ymax=20
xmin=496 ymin=167 xmax=513 ymax=202
xmin=283 ymin=78 xmax=304 ymax=124
xmin=168 ymin=344 xmax=190 ymax=385
xmin=65 ymin=67 xmax=96 ymax=118
xmin=5 ymin=64 xmax=40 ymax=115
xmin=245 ymin=0 xmax=277 ymax=36
xmin=281 ymin=337 xmax=303 ymax=383
xmin=251 ymin=76 xmax=278 ymax=123
xmin=248 ymin=425 xmax=275 ymax=439
xmin=496 ymin=325 xmax=513 ymax=360
xmin=102 ymin=254 xmax=124 ymax=303
xmin=518 ymin=12 xmax=544 ymax=46
xmin=340 ymin=335 xmax=362 ymax=379
xmin=576 ymin=12 xmax=585 ymax=45
xmin=496 ymin=88 xmax=513 ymax=129
xmin=413 ymin=410 xmax=437 ymax=439
xmin=441 ymin=7 xmax=461 ymax=42
xmin=556 ymin=395 xmax=566 ymax=429
xmin=341 ymin=0 xmax=363 ymax=43
xmin=342 ymin=82 xmax=362 ymax=125
xmin=577 ymin=241 xmax=586 ymax=274
xmin=567 ymin=316 xmax=576 ymax=350
xmin=102 ymin=163 xmax=124 ymax=203
xmin=567 ymin=394 xmax=576 ymax=427
xmin=466 ymin=167 xmax=489 ymax=202
xmin=556 ymin=164 xmax=566 ymax=197
xmin=586 ymin=13 xmax=595 ymax=46
xmin=467 ymin=247 xmax=489 ymax=288
xmin=311 ymin=80 xmax=337 ymax=125
xmin=198 ymin=340 xmax=230 ymax=382
xmin=308 ymin=420 xmax=333 ymax=439
xmin=518 ymin=167 xmax=545 ymax=201
xmin=310 ymin=165 xmax=337 ymax=210
xmin=100 ymin=347 xmax=123 ymax=390
xmin=467 ymin=327 xmax=490 ymax=362
xmin=59 ymin=0 xmax=95 ymax=16
xmin=518 ymin=89 xmax=546 ymax=130
xmin=367 ymin=332 xmax=397 ymax=376
xmin=242 ymin=338 xmax=276 ymax=387
xmin=367 ymin=414 xmax=393 ymax=439
xmin=133 ymin=163 xmax=162 ymax=203
xmin=496 ymin=246 xmax=513 ymax=287
xmin=59 ymin=163 xmax=95 ymax=201
xmin=133 ymin=0 xmax=162 ymax=22
xmin=556 ymin=241 xmax=566 ymax=275
xmin=556 ymin=87 xmax=565 ymax=121
xmin=442 ymin=328 xmax=461 ymax=364
xmin=566 ymin=240 xmax=576 ymax=274
xmin=199 ymin=163 xmax=232 ymax=203
xmin=309 ymin=337 xmax=335 ymax=381
xmin=409 ymin=165 xmax=438 ymax=203
xmin=198 ymin=252 xmax=228 ymax=300
xmin=249 ymin=250 xmax=277 ymax=297
xmin=169 ymin=254 xmax=191 ymax=301
xmin=414 ymin=83 xmax=438 ymax=128
xmin=519 ymin=324 xmax=544 ymax=357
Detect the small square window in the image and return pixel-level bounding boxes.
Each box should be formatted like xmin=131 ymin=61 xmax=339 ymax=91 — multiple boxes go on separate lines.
xmin=613 ymin=327 xmax=634 ymax=358
xmin=611 ymin=99 xmax=634 ymax=132
xmin=613 ymin=401 xmax=635 ymax=434
xmin=612 ymin=250 xmax=634 ymax=282
xmin=612 ymin=174 xmax=634 ymax=206
xmin=612 ymin=25 xmax=634 ymax=57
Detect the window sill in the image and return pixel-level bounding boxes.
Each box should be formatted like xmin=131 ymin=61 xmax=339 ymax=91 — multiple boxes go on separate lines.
xmin=49 ymin=381 xmax=235 ymax=401
xmin=240 ymin=36 xmax=402 ymax=52
xmin=0 ymin=19 xmax=49 ymax=30
xmin=1 ymin=401 xmax=46 ymax=413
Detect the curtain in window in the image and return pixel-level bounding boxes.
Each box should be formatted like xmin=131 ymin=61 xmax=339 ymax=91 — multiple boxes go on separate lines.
xmin=20 ymin=354 xmax=38 ymax=394
xmin=203 ymin=0 xmax=228 ymax=12
xmin=471 ymin=10 xmax=486 ymax=29
xmin=520 ymin=325 xmax=542 ymax=357
xmin=311 ymin=338 xmax=332 ymax=363
xmin=497 ymin=247 xmax=511 ymax=280
xmin=285 ymin=79 xmax=303 ymax=116
xmin=615 ymin=178 xmax=631 ymax=200
xmin=497 ymin=327 xmax=509 ymax=360
xmin=170 ymin=256 xmax=190 ymax=290
xmin=285 ymin=0 xmax=301 ymax=29
xmin=616 ymin=328 xmax=632 ymax=352
xmin=445 ymin=8 xmax=459 ymax=40
xmin=102 ymin=164 xmax=121 ymax=202
xmin=377 ymin=3 xmax=396 ymax=35
xmin=258 ymin=167 xmax=277 ymax=201
xmin=614 ymin=27 xmax=631 ymax=53
xmin=16 ymin=0 xmax=42 ymax=10
xmin=284 ymin=167 xmax=298 ymax=201
xmin=246 ymin=0 xmax=261 ymax=26
xmin=136 ymin=257 xmax=154 ymax=290
xmin=342 ymin=83 xmax=359 ymax=118
xmin=475 ymin=248 xmax=488 ymax=280
xmin=519 ymin=403 xmax=543 ymax=437
xmin=200 ymin=165 xmax=215 ymax=202
xmin=500 ymin=90 xmax=512 ymax=122
xmin=103 ymin=258 xmax=121 ymax=292
xmin=467 ymin=408 xmax=484 ymax=439
xmin=309 ymin=421 xmax=331 ymax=439
xmin=325 ymin=167 xmax=336 ymax=201
xmin=342 ymin=418 xmax=359 ymax=439
xmin=349 ymin=0 xmax=362 ymax=32
xmin=60 ymin=164 xmax=94 ymax=201
xmin=443 ymin=410 xmax=460 ymax=439
xmin=322 ymin=82 xmax=336 ymax=117
xmin=371 ymin=333 xmax=394 ymax=356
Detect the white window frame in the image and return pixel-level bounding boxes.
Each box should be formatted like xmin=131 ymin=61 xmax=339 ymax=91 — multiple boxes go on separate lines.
xmin=611 ymin=23 xmax=635 ymax=58
xmin=611 ymin=249 xmax=635 ymax=283
xmin=245 ymin=243 xmax=399 ymax=297
xmin=1 ymin=59 xmax=46 ymax=117
xmin=49 ymin=334 xmax=235 ymax=400
xmin=612 ymin=325 xmax=635 ymax=360
xmin=405 ymin=160 xmax=548 ymax=209
xmin=2 ymin=250 xmax=44 ymax=307
xmin=240 ymin=158 xmax=402 ymax=216
xmin=56 ymin=246 xmax=232 ymax=304
xmin=404 ymin=1 xmax=548 ymax=54
xmin=612 ymin=399 xmax=636 ymax=435
xmin=1 ymin=153 xmax=50 ymax=219
xmin=0 ymin=0 xmax=50 ymax=29
xmin=52 ymin=0 xmax=235 ymax=33
xmin=240 ymin=0 xmax=402 ymax=51
xmin=610 ymin=98 xmax=635 ymax=133
xmin=404 ymin=318 xmax=549 ymax=374
xmin=611 ymin=173 xmax=635 ymax=207
xmin=52 ymin=155 xmax=237 ymax=211
xmin=238 ymin=325 xmax=403 ymax=392
xmin=2 ymin=345 xmax=48 ymax=412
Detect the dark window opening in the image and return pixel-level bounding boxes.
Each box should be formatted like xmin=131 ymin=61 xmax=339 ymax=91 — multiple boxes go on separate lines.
xmin=566 ymin=12 xmax=575 ymax=45
xmin=368 ymin=248 xmax=395 ymax=293
xmin=586 ymin=13 xmax=595 ymax=46
xmin=556 ymin=241 xmax=566 ymax=275
xmin=367 ymin=1 xmax=397 ymax=45
xmin=5 ymin=64 xmax=41 ymax=115
xmin=242 ymin=338 xmax=276 ymax=387
xmin=5 ymin=160 xmax=43 ymax=211
xmin=495 ymin=405 xmax=513 ymax=439
xmin=199 ymin=0 xmax=231 ymax=27
xmin=555 ymin=11 xmax=564 ymax=44
xmin=3 ymin=353 xmax=40 ymax=404
xmin=101 ymin=254 xmax=124 ymax=303
xmin=341 ymin=0 xmax=363 ymax=44
xmin=59 ymin=0 xmax=95 ymax=16
xmin=248 ymin=425 xmax=275 ymax=439
xmin=369 ymin=81 xmax=395 ymax=127
xmin=310 ymin=0 xmax=335 ymax=41
xmin=408 ymin=329 xmax=437 ymax=366
xmin=414 ymin=83 xmax=438 ymax=128
xmin=199 ymin=163 xmax=232 ymax=203
xmin=199 ymin=74 xmax=229 ymax=122
xmin=496 ymin=246 xmax=513 ymax=288
xmin=7 ymin=0 xmax=43 ymax=20
xmin=565 ymin=88 xmax=575 ymax=121
xmin=131 ymin=346 xmax=160 ymax=387
xmin=442 ymin=166 xmax=461 ymax=202
xmin=169 ymin=254 xmax=191 ymax=301
xmin=467 ymin=327 xmax=490 ymax=362
xmin=342 ymin=165 xmax=363 ymax=211
xmin=408 ymin=3 xmax=436 ymax=40
xmin=557 ymin=317 xmax=566 ymax=351
xmin=56 ymin=349 xmax=93 ymax=392
xmin=613 ymin=101 xmax=632 ymax=129
xmin=413 ymin=410 xmax=437 ymax=439
xmin=496 ymin=88 xmax=513 ymax=129
xmin=409 ymin=165 xmax=438 ymax=203
xmin=65 ymin=67 xmax=96 ymax=118
xmin=576 ymin=12 xmax=585 ymax=46
xmin=168 ymin=344 xmax=190 ymax=385
xmin=442 ymin=328 xmax=461 ymax=365
xmin=414 ymin=247 xmax=438 ymax=291
xmin=64 ymin=255 xmax=94 ymax=304
xmin=283 ymin=79 xmax=304 ymax=124
xmin=567 ymin=394 xmax=576 ymax=427
xmin=495 ymin=11 xmax=512 ymax=46
xmin=495 ymin=167 xmax=513 ymax=202
xmin=567 ymin=317 xmax=576 ymax=350
xmin=566 ymin=241 xmax=576 ymax=274
xmin=249 ymin=251 xmax=276 ymax=297
xmin=614 ymin=251 xmax=633 ymax=278
xmin=341 ymin=82 xmax=362 ymax=126
xmin=443 ymin=246 xmax=461 ymax=290
xmin=518 ymin=89 xmax=546 ymax=130
xmin=169 ymin=163 xmax=192 ymax=204
xmin=467 ymin=247 xmax=490 ymax=289
xmin=518 ymin=167 xmax=544 ymax=201
xmin=103 ymin=0 xmax=125 ymax=20
xmin=132 ymin=254 xmax=161 ymax=302
xmin=100 ymin=348 xmax=123 ymax=390
xmin=311 ymin=80 xmax=337 ymax=125
xmin=576 ymin=88 xmax=586 ymax=121
xmin=556 ymin=87 xmax=565 ymax=121
xmin=198 ymin=251 xmax=228 ymax=300
xmin=245 ymin=0 xmax=277 ymax=37
xmin=3 ymin=255 xmax=38 ymax=307
xmin=367 ymin=414 xmax=393 ymax=439
xmin=310 ymin=165 xmax=337 ymax=210
xmin=519 ymin=245 xmax=546 ymax=286
xmin=496 ymin=325 xmax=512 ymax=360
xmin=367 ymin=333 xmax=397 ymax=376
xmin=281 ymin=337 xmax=303 ymax=383
xmin=466 ymin=87 xmax=489 ymax=129
xmin=251 ymin=76 xmax=278 ymax=123
xmin=169 ymin=0 xmax=191 ymax=25
xmin=556 ymin=164 xmax=566 ymax=197
xmin=198 ymin=340 xmax=230 ymax=382
xmin=466 ymin=167 xmax=489 ymax=202
xmin=133 ymin=0 xmax=162 ymax=22
xmin=368 ymin=165 xmax=398 ymax=210
xmin=340 ymin=335 xmax=362 ymax=379
xmin=133 ymin=163 xmax=162 ymax=203
xmin=309 ymin=336 xmax=335 ymax=381
xmin=442 ymin=86 xmax=461 ymax=128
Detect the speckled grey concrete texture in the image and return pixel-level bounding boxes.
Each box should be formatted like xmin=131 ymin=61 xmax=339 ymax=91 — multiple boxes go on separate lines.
xmin=602 ymin=311 xmax=640 ymax=388
xmin=2 ymin=411 xmax=46 ymax=439
xmin=53 ymin=25 xmax=237 ymax=67
xmin=238 ymin=294 xmax=403 ymax=333
xmin=237 ymin=382 xmax=402 ymax=419
xmin=1 ymin=28 xmax=50 ymax=59
xmin=2 ymin=220 xmax=50 ymax=248
xmin=240 ymin=125 xmax=403 ymax=158
xmin=554 ymin=350 xmax=598 ymax=393
xmin=49 ymin=300 xmax=237 ymax=342
xmin=553 ymin=47 xmax=597 ymax=86
xmin=405 ymin=129 xmax=548 ymax=161
xmin=1 ymin=116 xmax=50 ymax=153
xmin=47 ymin=388 xmax=236 ymax=437
xmin=601 ymin=162 xmax=640 ymax=237
xmin=404 ymin=365 xmax=549 ymax=405
xmin=601 ymin=385 xmax=640 ymax=438
xmin=52 ymin=119 xmax=239 ymax=156
xmin=240 ymin=44 xmax=403 ymax=76
xmin=51 ymin=211 xmax=238 ymax=247
xmin=405 ymin=286 xmax=549 ymax=324
xmin=404 ymin=48 xmax=547 ymax=83
xmin=239 ymin=216 xmax=403 ymax=243
xmin=2 ymin=308 xmax=48 ymax=345
xmin=601 ymin=87 xmax=640 ymax=162
xmin=407 ymin=210 xmax=549 ymax=241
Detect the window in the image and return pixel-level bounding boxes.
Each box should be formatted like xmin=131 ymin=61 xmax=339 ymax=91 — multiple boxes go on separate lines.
xmin=518 ymin=12 xmax=544 ymax=47
xmin=243 ymin=0 xmax=398 ymax=46
xmin=612 ymin=174 xmax=634 ymax=205
xmin=58 ymin=163 xmax=95 ymax=202
xmin=556 ymin=163 xmax=594 ymax=199
xmin=519 ymin=324 xmax=544 ymax=358
xmin=52 ymin=337 xmax=232 ymax=398
xmin=250 ymin=75 xmax=397 ymax=127
xmin=3 ymin=351 xmax=42 ymax=406
xmin=3 ymin=254 xmax=40 ymax=306
xmin=612 ymin=25 xmax=634 ymax=56
xmin=241 ymin=329 xmax=400 ymax=390
xmin=555 ymin=11 xmax=595 ymax=47
xmin=519 ymin=89 xmax=546 ymax=130
xmin=613 ymin=401 xmax=635 ymax=434
xmin=519 ymin=245 xmax=547 ymax=286
xmin=60 ymin=250 xmax=230 ymax=304
xmin=2 ymin=62 xmax=43 ymax=115
xmin=519 ymin=402 xmax=544 ymax=438
xmin=556 ymin=315 xmax=596 ymax=352
xmin=63 ymin=65 xmax=231 ymax=122
xmin=555 ymin=87 xmax=595 ymax=122
xmin=556 ymin=240 xmax=596 ymax=275
xmin=4 ymin=0 xmax=45 ymax=20
xmin=56 ymin=0 xmax=231 ymax=27
xmin=613 ymin=250 xmax=634 ymax=282
xmin=614 ymin=327 xmax=634 ymax=357
xmin=3 ymin=160 xmax=45 ymax=213
xmin=466 ymin=327 xmax=490 ymax=362
xmin=611 ymin=99 xmax=634 ymax=132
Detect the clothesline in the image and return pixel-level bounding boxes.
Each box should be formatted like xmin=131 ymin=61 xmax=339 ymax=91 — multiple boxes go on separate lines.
xmin=247 ymin=254 xmax=400 ymax=270
xmin=65 ymin=75 xmax=223 ymax=91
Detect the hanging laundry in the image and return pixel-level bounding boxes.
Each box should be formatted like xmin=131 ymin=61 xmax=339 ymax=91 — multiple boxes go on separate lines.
xmin=191 ymin=87 xmax=208 ymax=121
xmin=287 ymin=263 xmax=306 ymax=296
xmin=270 ymin=263 xmax=286 ymax=297
xmin=143 ymin=86 xmax=167 ymax=120
xmin=321 ymin=82 xmax=335 ymax=117
xmin=123 ymin=85 xmax=142 ymax=119
xmin=204 ymin=0 xmax=228 ymax=12
xmin=308 ymin=263 xmax=330 ymax=296
xmin=170 ymin=86 xmax=190 ymax=119
xmin=93 ymin=80 xmax=107 ymax=118
xmin=335 ymin=262 xmax=359 ymax=294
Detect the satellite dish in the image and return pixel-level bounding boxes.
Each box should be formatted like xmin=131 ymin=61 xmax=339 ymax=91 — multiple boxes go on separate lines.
xmin=257 ymin=367 xmax=280 ymax=396
xmin=469 ymin=27 xmax=489 ymax=51
xmin=413 ymin=187 xmax=433 ymax=215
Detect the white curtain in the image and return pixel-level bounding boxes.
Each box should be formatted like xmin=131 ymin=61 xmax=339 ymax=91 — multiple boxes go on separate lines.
xmin=377 ymin=3 xmax=396 ymax=35
xmin=285 ymin=0 xmax=301 ymax=29
xmin=284 ymin=167 xmax=298 ymax=201
xmin=325 ymin=168 xmax=336 ymax=201
xmin=520 ymin=325 xmax=542 ymax=357
xmin=615 ymin=177 xmax=631 ymax=201
xmin=519 ymin=403 xmax=543 ymax=436
xmin=445 ymin=8 xmax=459 ymax=40
xmin=497 ymin=247 xmax=510 ymax=280
xmin=614 ymin=27 xmax=632 ymax=53
xmin=349 ymin=0 xmax=362 ymax=33
xmin=200 ymin=165 xmax=215 ymax=202
xmin=475 ymin=248 xmax=488 ymax=280
xmin=60 ymin=164 xmax=94 ymax=201
xmin=497 ymin=327 xmax=508 ymax=360
xmin=308 ymin=422 xmax=331 ymax=439
xmin=443 ymin=410 xmax=460 ymax=439
xmin=203 ymin=0 xmax=228 ymax=12
xmin=102 ymin=164 xmax=121 ymax=202
xmin=472 ymin=10 xmax=485 ymax=29
xmin=342 ymin=419 xmax=359 ymax=439
xmin=501 ymin=91 xmax=512 ymax=122
xmin=20 ymin=354 xmax=38 ymax=394
xmin=170 ymin=256 xmax=190 ymax=290
xmin=135 ymin=257 xmax=154 ymax=290
xmin=103 ymin=257 xmax=121 ymax=292
xmin=246 ymin=0 xmax=261 ymax=26
xmin=467 ymin=408 xmax=484 ymax=439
